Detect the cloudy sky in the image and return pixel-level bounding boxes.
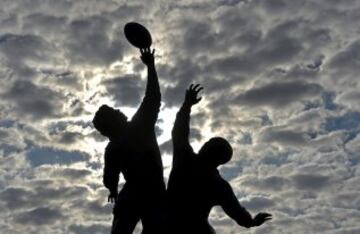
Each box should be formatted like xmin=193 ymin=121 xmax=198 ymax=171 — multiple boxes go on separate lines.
xmin=1 ymin=0 xmax=360 ymax=233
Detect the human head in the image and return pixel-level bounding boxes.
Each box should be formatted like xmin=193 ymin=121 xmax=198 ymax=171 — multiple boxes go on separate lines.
xmin=198 ymin=137 xmax=233 ymax=168
xmin=92 ymin=104 xmax=128 ymax=139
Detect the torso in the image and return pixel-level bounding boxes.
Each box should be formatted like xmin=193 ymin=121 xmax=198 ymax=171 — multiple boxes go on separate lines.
xmin=167 ymin=154 xmax=220 ymax=233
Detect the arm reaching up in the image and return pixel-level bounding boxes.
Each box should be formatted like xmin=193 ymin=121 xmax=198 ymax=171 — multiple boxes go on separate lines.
xmin=132 ymin=48 xmax=161 ymax=129
xmin=172 ymin=84 xmax=203 ymax=167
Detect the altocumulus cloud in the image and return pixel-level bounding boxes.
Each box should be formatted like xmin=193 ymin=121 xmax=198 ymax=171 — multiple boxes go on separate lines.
xmin=0 ymin=0 xmax=360 ymax=233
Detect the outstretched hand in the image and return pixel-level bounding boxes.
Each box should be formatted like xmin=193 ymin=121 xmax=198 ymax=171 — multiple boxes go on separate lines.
xmin=185 ymin=84 xmax=203 ymax=106
xmin=252 ymin=213 xmax=272 ymax=227
xmin=140 ymin=47 xmax=155 ymax=66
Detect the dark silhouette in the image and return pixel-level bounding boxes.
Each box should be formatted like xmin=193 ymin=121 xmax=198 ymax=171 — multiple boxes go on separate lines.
xmin=167 ymin=84 xmax=272 ymax=234
xmin=93 ymin=48 xmax=166 ymax=234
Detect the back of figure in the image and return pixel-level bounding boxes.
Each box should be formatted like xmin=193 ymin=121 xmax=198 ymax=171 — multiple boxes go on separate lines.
xmin=167 ymin=158 xmax=218 ymax=234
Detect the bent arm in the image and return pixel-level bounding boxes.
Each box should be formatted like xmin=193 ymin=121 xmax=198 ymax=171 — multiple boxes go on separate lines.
xmin=103 ymin=147 xmax=120 ymax=196
xmin=219 ymin=180 xmax=253 ymax=228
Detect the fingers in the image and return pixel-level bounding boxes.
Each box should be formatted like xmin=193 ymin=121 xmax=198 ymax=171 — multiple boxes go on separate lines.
xmin=188 ymin=84 xmax=203 ymax=92
xmin=195 ymin=86 xmax=203 ymax=93
xmin=258 ymin=213 xmax=272 ymax=222
xmin=139 ymin=47 xmax=153 ymax=54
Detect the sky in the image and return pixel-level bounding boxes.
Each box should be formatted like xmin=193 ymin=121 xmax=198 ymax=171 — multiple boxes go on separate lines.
xmin=0 ymin=0 xmax=360 ymax=233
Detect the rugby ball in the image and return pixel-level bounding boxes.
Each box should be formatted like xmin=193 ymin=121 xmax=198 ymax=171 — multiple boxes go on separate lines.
xmin=124 ymin=22 xmax=152 ymax=49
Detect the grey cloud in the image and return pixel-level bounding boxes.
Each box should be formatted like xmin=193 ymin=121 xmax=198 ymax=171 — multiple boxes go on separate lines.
xmin=259 ymin=127 xmax=309 ymax=146
xmin=160 ymin=60 xmax=202 ymax=107
xmin=15 ymin=206 xmax=64 ymax=225
xmin=336 ymin=91 xmax=360 ymax=110
xmin=0 ymin=183 xmax=91 ymax=210
xmin=87 ymin=130 xmax=106 ymax=142
xmin=0 ymin=187 xmax=35 ymax=210
xmin=44 ymin=71 xmax=84 ymax=91
xmin=160 ymin=139 xmax=172 ymax=155
xmin=102 ymin=75 xmax=144 ymax=107
xmin=57 ymin=131 xmax=85 ymax=145
xmin=292 ymin=174 xmax=330 ymax=190
xmin=241 ymin=196 xmax=275 ymax=211
xmin=51 ymin=167 xmax=92 ymax=180
xmin=2 ymin=80 xmax=64 ymax=120
xmin=68 ymin=223 xmax=110 ymax=234
xmin=190 ymin=127 xmax=202 ymax=142
xmin=234 ymin=81 xmax=323 ymax=107
xmin=241 ymin=175 xmax=289 ymax=191
xmin=65 ymin=16 xmax=123 ymax=66
xmin=0 ymin=33 xmax=56 ymax=65
xmin=253 ymin=36 xmax=303 ymax=66
xmin=328 ymin=40 xmax=360 ymax=73
xmin=22 ymin=14 xmax=68 ymax=36
xmin=26 ymin=147 xmax=90 ymax=167
xmin=261 ymin=0 xmax=287 ymax=12
xmin=182 ymin=21 xmax=217 ymax=54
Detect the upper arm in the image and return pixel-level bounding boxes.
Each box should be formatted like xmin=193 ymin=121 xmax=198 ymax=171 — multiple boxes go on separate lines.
xmin=103 ymin=145 xmax=121 ymax=194
xmin=131 ymin=94 xmax=161 ymax=129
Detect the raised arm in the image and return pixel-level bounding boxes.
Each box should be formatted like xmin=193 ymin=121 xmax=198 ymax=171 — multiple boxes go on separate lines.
xmin=131 ymin=48 xmax=161 ymax=128
xmin=172 ymin=84 xmax=203 ymax=166
xmin=219 ymin=179 xmax=272 ymax=228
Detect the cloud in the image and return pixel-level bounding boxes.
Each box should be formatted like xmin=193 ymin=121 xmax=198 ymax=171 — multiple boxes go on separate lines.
xmin=241 ymin=196 xmax=275 ymax=211
xmin=102 ymin=75 xmax=144 ymax=107
xmin=64 ymin=16 xmax=124 ymax=67
xmin=15 ymin=206 xmax=64 ymax=225
xmin=234 ymin=81 xmax=323 ymax=108
xmin=68 ymin=223 xmax=110 ymax=234
xmin=0 ymin=33 xmax=56 ymax=65
xmin=26 ymin=147 xmax=90 ymax=167
xmin=292 ymin=174 xmax=330 ymax=190
xmin=2 ymin=80 xmax=64 ymax=120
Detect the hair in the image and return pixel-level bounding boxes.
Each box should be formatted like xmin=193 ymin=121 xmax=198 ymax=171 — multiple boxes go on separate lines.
xmin=92 ymin=105 xmax=119 ymax=137
xmin=199 ymin=137 xmax=233 ymax=166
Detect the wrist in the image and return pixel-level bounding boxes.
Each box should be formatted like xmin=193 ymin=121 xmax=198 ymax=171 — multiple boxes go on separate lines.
xmin=183 ymin=101 xmax=193 ymax=107
xmin=147 ymin=62 xmax=155 ymax=68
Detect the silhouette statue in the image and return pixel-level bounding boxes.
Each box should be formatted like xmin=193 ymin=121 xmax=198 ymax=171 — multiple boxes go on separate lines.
xmin=167 ymin=84 xmax=272 ymax=234
xmin=93 ymin=48 xmax=166 ymax=234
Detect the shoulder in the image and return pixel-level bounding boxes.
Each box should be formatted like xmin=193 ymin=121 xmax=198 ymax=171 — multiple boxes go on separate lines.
xmin=212 ymin=172 xmax=230 ymax=190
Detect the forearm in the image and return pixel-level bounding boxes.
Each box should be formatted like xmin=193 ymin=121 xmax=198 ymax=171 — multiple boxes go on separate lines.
xmin=172 ymin=102 xmax=191 ymax=141
xmin=233 ymin=206 xmax=254 ymax=228
xmin=145 ymin=63 xmax=160 ymax=100
xmin=103 ymin=170 xmax=119 ymax=195
xmin=221 ymin=181 xmax=254 ymax=228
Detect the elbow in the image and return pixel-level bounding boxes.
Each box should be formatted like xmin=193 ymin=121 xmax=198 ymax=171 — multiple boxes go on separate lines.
xmin=243 ymin=224 xmax=252 ymax=229
xmin=237 ymin=219 xmax=253 ymax=229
